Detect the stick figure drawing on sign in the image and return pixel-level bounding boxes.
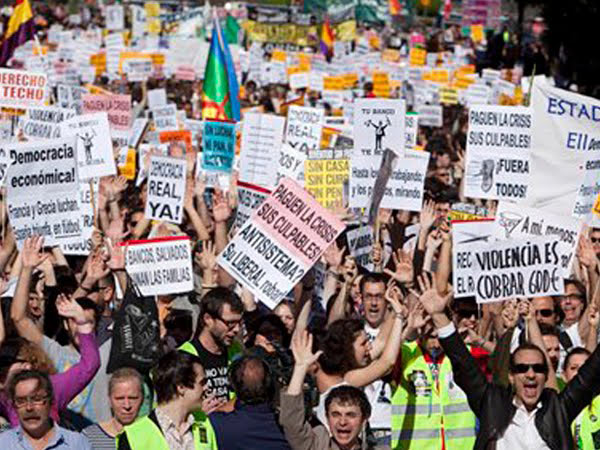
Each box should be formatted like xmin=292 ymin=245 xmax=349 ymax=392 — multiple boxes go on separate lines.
xmin=76 ymin=129 xmax=97 ymax=164
xmin=365 ymin=116 xmax=391 ymax=151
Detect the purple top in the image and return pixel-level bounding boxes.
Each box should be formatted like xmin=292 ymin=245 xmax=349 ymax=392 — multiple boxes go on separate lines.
xmin=0 ymin=332 xmax=100 ymax=427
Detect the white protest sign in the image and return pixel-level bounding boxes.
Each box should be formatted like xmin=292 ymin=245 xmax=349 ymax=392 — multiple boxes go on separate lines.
xmin=0 ymin=70 xmax=47 ymax=108
xmin=285 ymin=105 xmax=324 ymax=153
xmin=148 ymin=88 xmax=167 ymax=109
xmin=123 ymin=59 xmax=153 ymax=82
xmin=234 ymin=181 xmax=271 ymax=230
xmin=452 ymin=219 xmax=495 ymax=298
xmin=20 ymin=106 xmax=76 ymax=140
xmin=525 ymin=77 xmax=600 ymax=217
xmin=574 ymin=156 xmax=600 ymax=226
xmin=152 ymin=105 xmax=178 ymax=132
xmin=61 ymin=112 xmax=116 ymax=181
xmin=415 ymin=104 xmax=442 ymax=127
xmin=354 ymin=98 xmax=405 ymax=156
xmin=128 ymin=118 xmax=148 ymax=148
xmin=145 ymin=155 xmax=186 ymax=224
xmin=105 ymin=5 xmax=125 ymax=31
xmin=464 ymin=105 xmax=533 ymax=201
xmin=6 ymin=138 xmax=81 ymax=247
xmin=218 ymin=177 xmax=346 ymax=308
xmin=492 ymin=201 xmax=582 ymax=276
xmin=350 ymin=149 xmax=429 ymax=211
xmin=405 ymin=112 xmax=418 ymax=150
xmin=124 ymin=236 xmax=193 ymax=296
xmin=61 ymin=180 xmax=98 ymax=256
xmin=471 ymin=237 xmax=564 ymax=303
xmin=289 ymin=72 xmax=309 ymax=90
xmin=239 ymin=112 xmax=285 ymax=189
xmin=347 ymin=226 xmax=374 ymax=271
xmin=277 ymin=142 xmax=306 ymax=186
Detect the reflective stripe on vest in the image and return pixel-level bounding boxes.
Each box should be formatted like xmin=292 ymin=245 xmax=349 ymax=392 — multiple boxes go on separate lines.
xmin=118 ymin=415 xmax=218 ymax=450
xmin=391 ymin=342 xmax=477 ymax=450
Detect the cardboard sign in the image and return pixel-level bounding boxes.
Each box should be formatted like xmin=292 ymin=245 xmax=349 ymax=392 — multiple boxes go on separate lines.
xmin=6 ymin=138 xmax=82 ymax=247
xmin=350 ymin=149 xmax=430 ymax=211
xmin=452 ymin=219 xmax=495 ymax=298
xmin=124 ymin=236 xmax=193 ymax=296
xmin=347 ymin=225 xmax=374 ymax=271
xmin=464 ymin=105 xmax=533 ymax=201
xmin=405 ymin=112 xmax=418 ymax=151
xmin=159 ymin=130 xmax=192 ymax=154
xmin=354 ymin=98 xmax=405 ymax=157
xmin=471 ymin=237 xmax=564 ymax=303
xmin=82 ymin=94 xmax=132 ymax=137
xmin=202 ymin=120 xmax=235 ymax=172
xmin=239 ymin=112 xmax=285 ymax=189
xmin=304 ymin=158 xmax=349 ymax=209
xmin=61 ymin=180 xmax=98 ymax=256
xmin=285 ymin=105 xmax=324 ymax=153
xmin=61 ymin=112 xmax=116 ymax=181
xmin=0 ymin=69 xmax=47 ymax=108
xmin=152 ymin=104 xmax=178 ymax=132
xmin=525 ymin=77 xmax=600 ymax=217
xmin=415 ymin=104 xmax=442 ymax=127
xmin=492 ymin=201 xmax=582 ymax=276
xmin=277 ymin=142 xmax=306 ymax=186
xmin=218 ymin=177 xmax=346 ymax=308
xmin=145 ymin=155 xmax=186 ymax=224
xmin=235 ymin=181 xmax=271 ymax=230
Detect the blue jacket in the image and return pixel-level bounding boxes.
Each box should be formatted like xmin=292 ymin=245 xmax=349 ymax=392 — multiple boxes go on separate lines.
xmin=210 ymin=401 xmax=291 ymax=450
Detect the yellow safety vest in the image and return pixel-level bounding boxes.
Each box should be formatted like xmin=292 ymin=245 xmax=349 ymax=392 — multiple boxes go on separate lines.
xmin=573 ymin=395 xmax=600 ymax=450
xmin=116 ymin=412 xmax=218 ymax=450
xmin=391 ymin=342 xmax=477 ymax=450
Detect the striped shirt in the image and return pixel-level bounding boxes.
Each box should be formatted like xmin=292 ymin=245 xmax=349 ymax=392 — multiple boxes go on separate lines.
xmin=82 ymin=423 xmax=116 ymax=449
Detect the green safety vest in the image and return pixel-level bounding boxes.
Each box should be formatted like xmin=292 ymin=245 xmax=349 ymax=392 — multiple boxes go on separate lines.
xmin=116 ymin=412 xmax=218 ymax=450
xmin=391 ymin=342 xmax=477 ymax=450
xmin=573 ymin=395 xmax=600 ymax=449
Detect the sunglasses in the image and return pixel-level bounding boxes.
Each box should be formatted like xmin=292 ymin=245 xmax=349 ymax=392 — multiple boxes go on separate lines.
xmin=536 ymin=309 xmax=554 ymax=317
xmin=511 ymin=363 xmax=548 ymax=374
xmin=591 ymin=237 xmax=600 ymax=243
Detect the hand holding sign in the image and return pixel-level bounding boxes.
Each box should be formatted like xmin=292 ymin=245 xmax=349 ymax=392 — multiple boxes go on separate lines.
xmin=21 ymin=236 xmax=49 ymax=269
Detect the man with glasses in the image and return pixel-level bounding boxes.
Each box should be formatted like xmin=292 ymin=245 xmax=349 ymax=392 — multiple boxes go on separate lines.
xmin=415 ymin=274 xmax=600 ymax=450
xmin=0 ymin=370 xmax=92 ymax=448
xmin=590 ymin=228 xmax=600 ymax=258
xmin=117 ymin=351 xmax=217 ymax=449
xmin=180 ymin=287 xmax=244 ymax=404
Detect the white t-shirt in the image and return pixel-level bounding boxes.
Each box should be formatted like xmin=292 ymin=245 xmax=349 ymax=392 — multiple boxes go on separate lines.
xmin=364 ymin=324 xmax=392 ymax=430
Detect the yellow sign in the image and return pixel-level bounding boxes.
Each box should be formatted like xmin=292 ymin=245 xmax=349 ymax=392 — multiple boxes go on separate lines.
xmin=409 ymin=48 xmax=426 ymax=66
xmin=593 ymin=193 xmax=600 ymax=218
xmin=119 ymin=148 xmax=137 ymax=180
xmin=382 ymin=49 xmax=400 ymax=63
xmin=146 ymin=18 xmax=161 ymax=34
xmin=323 ymin=75 xmax=345 ymax=91
xmin=244 ymin=20 xmax=317 ymax=46
xmin=333 ymin=20 xmax=356 ymax=42
xmin=320 ymin=127 xmax=340 ymax=149
xmin=342 ymin=73 xmax=358 ymax=89
xmin=440 ymin=86 xmax=458 ymax=105
xmin=373 ymin=71 xmax=391 ymax=98
xmin=118 ymin=51 xmax=152 ymax=73
xmin=90 ymin=53 xmax=107 ymax=75
xmin=144 ymin=2 xmax=160 ymax=17
xmin=429 ymin=69 xmax=449 ymax=83
xmin=150 ymin=53 xmax=165 ymax=66
xmin=304 ymin=159 xmax=349 ymax=209
xmin=471 ymin=25 xmax=484 ymax=43
xmin=297 ymin=53 xmax=311 ymax=71
xmin=449 ymin=210 xmax=486 ymax=221
xmin=271 ymin=49 xmax=287 ymax=62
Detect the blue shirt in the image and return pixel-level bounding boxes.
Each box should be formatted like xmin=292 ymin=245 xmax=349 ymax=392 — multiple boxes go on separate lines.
xmin=210 ymin=401 xmax=291 ymax=450
xmin=0 ymin=423 xmax=92 ymax=449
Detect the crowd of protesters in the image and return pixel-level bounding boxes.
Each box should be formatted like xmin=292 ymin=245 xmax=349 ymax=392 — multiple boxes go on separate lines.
xmin=0 ymin=2 xmax=598 ymax=450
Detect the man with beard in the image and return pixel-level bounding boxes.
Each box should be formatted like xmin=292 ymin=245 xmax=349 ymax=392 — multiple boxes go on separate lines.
xmin=0 ymin=370 xmax=92 ymax=448
xmin=179 ymin=287 xmax=244 ymax=404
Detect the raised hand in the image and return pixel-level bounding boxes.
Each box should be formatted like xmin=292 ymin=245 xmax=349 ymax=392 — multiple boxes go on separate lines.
xmin=21 ymin=236 xmax=48 ymax=269
xmin=106 ymin=212 xmax=129 ymax=244
xmin=195 ymin=240 xmax=217 ymax=272
xmin=107 ymin=241 xmax=126 ymax=271
xmin=578 ymin=233 xmax=598 ymax=270
xmin=384 ymin=249 xmax=414 ymax=284
xmin=184 ymin=178 xmax=196 ymax=210
xmin=385 ymin=282 xmax=406 ymax=317
xmin=502 ymin=300 xmax=519 ymax=329
xmin=589 ymin=304 xmax=600 ymax=328
xmin=56 ymin=294 xmax=86 ymax=322
xmin=518 ymin=299 xmax=533 ymax=322
xmin=341 ymin=255 xmax=358 ymax=285
xmin=86 ymin=251 xmax=110 ymax=283
xmin=419 ymin=200 xmax=436 ymax=231
xmin=411 ymin=273 xmax=452 ymax=316
xmin=291 ymin=330 xmax=322 ymax=368
xmin=212 ymin=190 xmax=232 ymax=223
xmin=407 ymin=301 xmax=428 ymax=331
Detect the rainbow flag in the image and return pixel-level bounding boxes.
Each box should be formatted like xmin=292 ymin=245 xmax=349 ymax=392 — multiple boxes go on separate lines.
xmin=0 ymin=0 xmax=35 ymax=67
xmin=202 ymin=17 xmax=240 ymax=122
xmin=320 ymin=18 xmax=334 ymax=59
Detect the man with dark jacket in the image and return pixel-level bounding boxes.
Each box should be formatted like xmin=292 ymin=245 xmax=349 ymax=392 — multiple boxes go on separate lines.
xmin=209 ymin=355 xmax=291 ymax=449
xmin=413 ymin=275 xmax=600 ymax=450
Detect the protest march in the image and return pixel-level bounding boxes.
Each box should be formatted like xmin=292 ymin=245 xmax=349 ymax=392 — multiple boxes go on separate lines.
xmin=0 ymin=1 xmax=600 ymax=450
